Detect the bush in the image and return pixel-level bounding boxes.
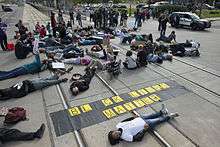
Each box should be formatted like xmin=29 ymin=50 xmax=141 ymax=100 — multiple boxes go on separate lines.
xmin=152 ymin=4 xmax=189 ymax=18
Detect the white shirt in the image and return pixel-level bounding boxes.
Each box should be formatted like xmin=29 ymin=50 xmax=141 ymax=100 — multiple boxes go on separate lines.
xmin=125 ymin=56 xmax=137 ymax=69
xmin=116 ymin=117 xmax=146 ymax=142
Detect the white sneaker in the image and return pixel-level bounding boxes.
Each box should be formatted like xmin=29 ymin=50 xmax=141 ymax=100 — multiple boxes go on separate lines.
xmin=161 ymin=104 xmax=169 ymax=116
xmin=169 ymin=113 xmax=179 ymax=119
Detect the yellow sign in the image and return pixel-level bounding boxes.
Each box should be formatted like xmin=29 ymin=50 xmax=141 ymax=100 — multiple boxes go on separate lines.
xmin=80 ymin=104 xmax=92 ymax=113
xmin=159 ymin=83 xmax=170 ymax=89
xmin=128 ymin=91 xmax=141 ymax=98
xmin=114 ymin=105 xmax=127 ymax=114
xmin=124 ymin=102 xmax=137 ymax=111
xmin=137 ymin=89 xmax=148 ymax=95
xmin=112 ymin=96 xmax=124 ymax=103
xmin=102 ymin=98 xmax=114 ymax=106
xmin=68 ymin=107 xmax=81 ymax=116
xmin=141 ymin=97 xmax=154 ymax=105
xmin=149 ymin=94 xmax=161 ymax=102
xmin=152 ymin=85 xmax=162 ymax=91
xmin=145 ymin=87 xmax=156 ymax=93
xmin=133 ymin=99 xmax=146 ymax=107
xmin=103 ymin=109 xmax=117 ymax=119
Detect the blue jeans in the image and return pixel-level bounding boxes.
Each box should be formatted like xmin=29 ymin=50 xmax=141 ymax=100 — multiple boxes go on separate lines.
xmin=142 ymin=112 xmax=170 ymax=129
xmin=0 ymin=67 xmax=28 ymax=81
xmin=30 ymin=75 xmax=62 ymax=90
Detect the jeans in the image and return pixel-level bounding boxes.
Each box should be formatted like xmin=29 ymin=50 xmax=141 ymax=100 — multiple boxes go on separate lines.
xmin=0 ymin=67 xmax=28 ymax=81
xmin=0 ymin=128 xmax=35 ymax=143
xmin=142 ymin=112 xmax=170 ymax=129
xmin=30 ymin=75 xmax=62 ymax=90
xmin=160 ymin=26 xmax=166 ymax=36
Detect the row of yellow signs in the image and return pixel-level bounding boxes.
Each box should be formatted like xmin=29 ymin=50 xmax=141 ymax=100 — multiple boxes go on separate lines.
xmin=68 ymin=83 xmax=170 ymax=117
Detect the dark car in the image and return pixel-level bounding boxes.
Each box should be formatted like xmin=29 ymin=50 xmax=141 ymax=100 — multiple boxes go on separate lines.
xmin=169 ymin=12 xmax=211 ymax=30
xmin=2 ymin=5 xmax=13 ymax=12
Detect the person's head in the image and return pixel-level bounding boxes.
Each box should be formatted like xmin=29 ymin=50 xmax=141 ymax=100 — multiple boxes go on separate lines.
xmin=48 ymin=34 xmax=52 ymax=38
xmin=138 ymin=44 xmax=144 ymax=50
xmin=108 ymin=130 xmax=121 ymax=145
xmin=70 ymin=86 xmax=79 ymax=95
xmin=126 ymin=50 xmax=133 ymax=57
xmin=19 ymin=20 xmax=22 ymax=24
xmin=171 ymin=31 xmax=175 ymax=35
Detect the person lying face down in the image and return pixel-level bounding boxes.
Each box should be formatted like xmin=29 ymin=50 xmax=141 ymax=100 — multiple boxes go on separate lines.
xmin=0 ymin=75 xmax=67 ymax=100
xmin=70 ymin=67 xmax=96 ymax=96
xmin=108 ymin=105 xmax=179 ymax=145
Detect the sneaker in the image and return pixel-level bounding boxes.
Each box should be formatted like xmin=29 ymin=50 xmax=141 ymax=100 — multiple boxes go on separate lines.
xmin=169 ymin=113 xmax=179 ymax=119
xmin=34 ymin=123 xmax=45 ymax=139
xmin=66 ymin=67 xmax=73 ymax=73
xmin=61 ymin=78 xmax=68 ymax=82
xmin=160 ymin=104 xmax=169 ymax=116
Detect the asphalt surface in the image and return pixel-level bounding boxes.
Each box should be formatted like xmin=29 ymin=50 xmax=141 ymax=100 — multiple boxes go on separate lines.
xmin=0 ymin=4 xmax=220 ymax=147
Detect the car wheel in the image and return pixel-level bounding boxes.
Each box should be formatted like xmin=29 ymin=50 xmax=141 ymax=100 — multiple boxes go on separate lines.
xmin=191 ymin=24 xmax=197 ymax=30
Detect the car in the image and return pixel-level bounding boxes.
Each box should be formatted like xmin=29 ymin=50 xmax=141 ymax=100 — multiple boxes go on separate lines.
xmin=203 ymin=4 xmax=215 ymax=10
xmin=169 ymin=12 xmax=211 ymax=30
xmin=2 ymin=5 xmax=13 ymax=12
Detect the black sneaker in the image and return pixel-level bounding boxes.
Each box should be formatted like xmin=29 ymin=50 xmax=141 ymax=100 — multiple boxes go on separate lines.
xmin=34 ymin=124 xmax=45 ymax=139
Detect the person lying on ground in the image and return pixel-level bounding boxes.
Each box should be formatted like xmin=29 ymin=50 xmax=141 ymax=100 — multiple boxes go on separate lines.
xmin=78 ymin=36 xmax=103 ymax=46
xmin=108 ymin=104 xmax=179 ymax=145
xmin=86 ymin=44 xmax=114 ymax=61
xmin=0 ymin=75 xmax=67 ymax=100
xmin=123 ymin=50 xmax=138 ymax=70
xmin=156 ymin=31 xmax=176 ymax=43
xmin=61 ymin=56 xmax=91 ymax=66
xmin=39 ymin=34 xmax=65 ymax=48
xmin=70 ymin=67 xmax=96 ymax=96
xmin=0 ymin=123 xmax=45 ymax=145
xmin=45 ymin=44 xmax=84 ymax=60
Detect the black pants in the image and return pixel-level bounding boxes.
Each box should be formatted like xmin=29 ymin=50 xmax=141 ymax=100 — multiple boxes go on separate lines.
xmin=0 ymin=34 xmax=7 ymax=51
xmin=0 ymin=128 xmax=35 ymax=143
xmin=52 ymin=27 xmax=56 ymax=38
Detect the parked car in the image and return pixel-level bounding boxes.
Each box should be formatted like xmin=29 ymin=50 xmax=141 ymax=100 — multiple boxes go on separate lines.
xmin=203 ymin=4 xmax=215 ymax=10
xmin=2 ymin=5 xmax=13 ymax=12
xmin=169 ymin=12 xmax=211 ymax=30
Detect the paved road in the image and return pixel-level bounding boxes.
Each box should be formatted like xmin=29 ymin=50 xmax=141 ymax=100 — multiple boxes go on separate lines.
xmin=0 ymin=4 xmax=220 ymax=147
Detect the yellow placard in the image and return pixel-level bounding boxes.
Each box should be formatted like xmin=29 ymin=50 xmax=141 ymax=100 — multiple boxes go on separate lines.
xmin=112 ymin=96 xmax=124 ymax=103
xmin=141 ymin=97 xmax=154 ymax=105
xmin=102 ymin=98 xmax=114 ymax=106
xmin=103 ymin=109 xmax=117 ymax=119
xmin=80 ymin=104 xmax=92 ymax=113
xmin=123 ymin=102 xmax=137 ymax=111
xmin=149 ymin=94 xmax=161 ymax=102
xmin=145 ymin=87 xmax=156 ymax=93
xmin=137 ymin=89 xmax=148 ymax=95
xmin=133 ymin=99 xmax=146 ymax=107
xmin=159 ymin=83 xmax=170 ymax=89
xmin=68 ymin=107 xmax=81 ymax=116
xmin=114 ymin=105 xmax=127 ymax=114
xmin=128 ymin=91 xmax=141 ymax=98
xmin=152 ymin=85 xmax=162 ymax=91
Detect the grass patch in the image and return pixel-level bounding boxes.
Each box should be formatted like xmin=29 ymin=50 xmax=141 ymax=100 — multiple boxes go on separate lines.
xmin=198 ymin=9 xmax=220 ymax=18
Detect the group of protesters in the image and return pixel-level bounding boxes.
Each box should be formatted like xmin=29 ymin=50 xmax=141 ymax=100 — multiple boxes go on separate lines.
xmin=0 ymin=3 xmax=202 ymax=145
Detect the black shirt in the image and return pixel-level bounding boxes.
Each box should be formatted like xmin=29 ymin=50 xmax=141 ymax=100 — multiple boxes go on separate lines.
xmin=0 ymin=80 xmax=33 ymax=100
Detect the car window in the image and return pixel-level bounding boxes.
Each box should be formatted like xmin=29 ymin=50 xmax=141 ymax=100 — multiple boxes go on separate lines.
xmin=184 ymin=14 xmax=191 ymax=19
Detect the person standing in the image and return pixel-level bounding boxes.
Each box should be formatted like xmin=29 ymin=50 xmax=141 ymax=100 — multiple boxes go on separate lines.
xmin=69 ymin=9 xmax=75 ymax=26
xmin=0 ymin=18 xmax=8 ymax=51
xmin=160 ymin=14 xmax=168 ymax=36
xmin=76 ymin=11 xmax=82 ymax=27
xmin=50 ymin=11 xmax=57 ymax=38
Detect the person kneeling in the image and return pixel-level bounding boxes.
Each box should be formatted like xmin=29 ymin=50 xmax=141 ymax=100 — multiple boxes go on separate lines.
xmin=108 ymin=105 xmax=179 ymax=145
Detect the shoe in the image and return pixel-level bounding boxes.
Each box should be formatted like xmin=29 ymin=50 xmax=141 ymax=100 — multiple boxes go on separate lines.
xmin=34 ymin=123 xmax=45 ymax=139
xmin=61 ymin=78 xmax=68 ymax=82
xmin=160 ymin=104 xmax=169 ymax=116
xmin=169 ymin=113 xmax=179 ymax=119
xmin=66 ymin=67 xmax=73 ymax=73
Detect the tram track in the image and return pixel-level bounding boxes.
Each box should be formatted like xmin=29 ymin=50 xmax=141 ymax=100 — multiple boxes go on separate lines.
xmin=27 ymin=4 xmax=204 ymax=147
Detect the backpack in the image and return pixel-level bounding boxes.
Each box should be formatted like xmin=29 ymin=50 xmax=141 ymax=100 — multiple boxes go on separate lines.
xmin=4 ymin=107 xmax=27 ymax=125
